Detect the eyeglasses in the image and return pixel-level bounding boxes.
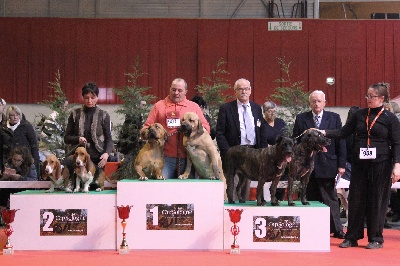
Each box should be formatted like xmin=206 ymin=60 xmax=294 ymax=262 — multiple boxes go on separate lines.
xmin=365 ymin=95 xmax=380 ymax=100
xmin=235 ymin=87 xmax=250 ymax=92
xmin=264 ymin=110 xmax=276 ymax=114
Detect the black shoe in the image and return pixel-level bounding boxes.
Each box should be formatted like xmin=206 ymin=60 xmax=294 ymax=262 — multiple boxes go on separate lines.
xmin=366 ymin=241 xmax=383 ymax=249
xmin=333 ymin=231 xmax=345 ymax=239
xmin=392 ymin=213 xmax=400 ymax=223
xmin=384 ymin=221 xmax=392 ymax=228
xmin=339 ymin=239 xmax=358 ymax=248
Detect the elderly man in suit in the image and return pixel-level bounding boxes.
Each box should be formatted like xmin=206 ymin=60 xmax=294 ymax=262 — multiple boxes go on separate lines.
xmin=216 ymin=78 xmax=268 ymax=200
xmin=292 ymin=90 xmax=346 ymax=239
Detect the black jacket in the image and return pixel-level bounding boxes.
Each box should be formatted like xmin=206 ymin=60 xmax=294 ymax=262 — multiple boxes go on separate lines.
xmin=216 ymin=100 xmax=267 ymax=157
xmin=293 ymin=110 xmax=346 ymax=178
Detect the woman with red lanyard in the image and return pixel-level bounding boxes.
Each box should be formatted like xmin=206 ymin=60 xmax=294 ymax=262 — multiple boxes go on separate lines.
xmin=320 ymin=83 xmax=400 ymax=249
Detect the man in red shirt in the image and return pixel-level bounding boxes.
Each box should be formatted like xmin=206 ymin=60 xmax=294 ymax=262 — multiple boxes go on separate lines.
xmin=141 ymin=78 xmax=210 ymax=179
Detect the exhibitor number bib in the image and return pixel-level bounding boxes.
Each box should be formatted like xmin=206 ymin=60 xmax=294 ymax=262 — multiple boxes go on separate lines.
xmin=359 ymin=147 xmax=376 ymax=159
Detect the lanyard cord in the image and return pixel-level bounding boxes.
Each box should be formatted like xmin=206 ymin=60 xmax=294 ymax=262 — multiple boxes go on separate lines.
xmin=366 ymin=107 xmax=384 ymax=147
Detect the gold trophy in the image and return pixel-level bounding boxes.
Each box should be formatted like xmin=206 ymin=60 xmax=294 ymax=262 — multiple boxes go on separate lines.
xmin=226 ymin=209 xmax=243 ymax=254
xmin=116 ymin=205 xmax=132 ymax=254
xmin=1 ymin=209 xmax=18 ymax=255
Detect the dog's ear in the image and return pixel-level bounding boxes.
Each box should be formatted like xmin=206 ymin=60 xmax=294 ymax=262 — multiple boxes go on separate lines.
xmin=41 ymin=160 xmax=48 ymax=179
xmin=197 ymin=118 xmax=204 ymax=135
xmin=55 ymin=160 xmax=62 ymax=180
xmin=164 ymin=128 xmax=168 ymax=141
xmin=276 ymin=135 xmax=283 ymax=144
xmin=85 ymin=153 xmax=91 ymax=173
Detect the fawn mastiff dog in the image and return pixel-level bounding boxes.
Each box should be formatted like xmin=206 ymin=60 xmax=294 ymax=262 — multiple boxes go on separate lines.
xmin=224 ymin=136 xmax=294 ymax=206
xmin=135 ymin=123 xmax=168 ymax=180
xmin=287 ymin=129 xmax=331 ymax=206
xmin=178 ymin=112 xmax=227 ymax=199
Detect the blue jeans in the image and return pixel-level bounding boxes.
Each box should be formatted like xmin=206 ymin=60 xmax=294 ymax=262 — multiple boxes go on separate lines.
xmin=162 ymin=157 xmax=193 ymax=179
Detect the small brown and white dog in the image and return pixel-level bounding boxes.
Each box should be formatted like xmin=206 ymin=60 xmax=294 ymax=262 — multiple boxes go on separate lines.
xmin=73 ymin=147 xmax=115 ymax=192
xmin=179 ymin=112 xmax=227 ymax=199
xmin=135 ymin=123 xmax=168 ymax=180
xmin=41 ymin=154 xmax=71 ymax=193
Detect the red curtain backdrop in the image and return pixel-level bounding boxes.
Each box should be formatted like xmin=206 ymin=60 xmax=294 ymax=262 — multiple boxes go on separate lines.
xmin=1 ymin=18 xmax=400 ymax=107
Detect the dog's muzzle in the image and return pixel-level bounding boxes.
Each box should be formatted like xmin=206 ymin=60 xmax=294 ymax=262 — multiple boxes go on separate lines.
xmin=179 ymin=123 xmax=192 ymax=137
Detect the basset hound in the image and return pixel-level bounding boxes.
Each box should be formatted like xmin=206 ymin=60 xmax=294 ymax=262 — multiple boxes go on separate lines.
xmin=41 ymin=154 xmax=71 ymax=193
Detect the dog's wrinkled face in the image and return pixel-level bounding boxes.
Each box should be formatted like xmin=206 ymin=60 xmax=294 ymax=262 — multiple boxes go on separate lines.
xmin=180 ymin=112 xmax=204 ymax=137
xmin=302 ymin=129 xmax=331 ymax=152
xmin=276 ymin=136 xmax=294 ymax=163
xmin=74 ymin=147 xmax=89 ymax=167
xmin=42 ymin=154 xmax=62 ymax=180
xmin=143 ymin=123 xmax=167 ymax=146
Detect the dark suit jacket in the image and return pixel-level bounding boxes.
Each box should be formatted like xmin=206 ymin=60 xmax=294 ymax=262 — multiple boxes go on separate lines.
xmin=216 ymin=100 xmax=267 ymax=157
xmin=292 ymin=110 xmax=346 ymax=178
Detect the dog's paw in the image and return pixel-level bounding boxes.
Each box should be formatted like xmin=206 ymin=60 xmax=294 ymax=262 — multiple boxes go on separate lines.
xmin=73 ymin=189 xmax=79 ymax=193
xmin=271 ymin=201 xmax=280 ymax=206
xmin=139 ymin=176 xmax=148 ymax=181
xmin=95 ymin=188 xmax=102 ymax=192
xmin=82 ymin=189 xmax=89 ymax=193
xmin=209 ymin=176 xmax=217 ymax=180
xmin=228 ymin=200 xmax=235 ymax=204
xmin=178 ymin=174 xmax=189 ymax=180
xmin=302 ymin=201 xmax=310 ymax=205
xmin=65 ymin=188 xmax=73 ymax=193
xmin=288 ymin=202 xmax=296 ymax=206
xmin=45 ymin=189 xmax=54 ymax=193
xmin=156 ymin=176 xmax=165 ymax=180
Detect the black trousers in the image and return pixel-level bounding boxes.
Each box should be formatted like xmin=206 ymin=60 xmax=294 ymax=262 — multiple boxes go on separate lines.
xmin=346 ymin=160 xmax=392 ymax=243
xmin=306 ymin=172 xmax=343 ymax=234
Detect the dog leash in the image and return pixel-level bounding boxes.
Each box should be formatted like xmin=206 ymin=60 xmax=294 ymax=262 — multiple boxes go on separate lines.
xmin=63 ymin=142 xmax=86 ymax=158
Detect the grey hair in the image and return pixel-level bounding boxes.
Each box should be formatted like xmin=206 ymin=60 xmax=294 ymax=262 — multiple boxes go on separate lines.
xmin=262 ymin=101 xmax=277 ymax=112
xmin=0 ymin=98 xmax=6 ymax=106
xmin=6 ymin=105 xmax=22 ymax=117
xmin=172 ymin=78 xmax=188 ymax=90
xmin=309 ymin=90 xmax=326 ymax=101
xmin=234 ymin=78 xmax=251 ymax=90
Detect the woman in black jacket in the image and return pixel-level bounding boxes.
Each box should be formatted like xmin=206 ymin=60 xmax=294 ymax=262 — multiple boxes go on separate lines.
xmin=322 ymin=83 xmax=400 ymax=249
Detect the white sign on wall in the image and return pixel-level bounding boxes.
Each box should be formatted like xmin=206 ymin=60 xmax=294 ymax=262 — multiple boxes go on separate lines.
xmin=268 ymin=21 xmax=302 ymax=31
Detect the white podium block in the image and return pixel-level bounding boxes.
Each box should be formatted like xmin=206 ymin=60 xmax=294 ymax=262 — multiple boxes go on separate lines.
xmin=117 ymin=179 xmax=224 ymax=250
xmin=224 ymin=201 xmax=330 ymax=251
xmin=10 ymin=190 xmax=117 ymax=251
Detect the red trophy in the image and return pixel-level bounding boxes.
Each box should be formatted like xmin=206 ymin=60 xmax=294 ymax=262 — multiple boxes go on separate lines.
xmin=116 ymin=205 xmax=132 ymax=254
xmin=1 ymin=209 xmax=18 ymax=255
xmin=226 ymin=209 xmax=243 ymax=254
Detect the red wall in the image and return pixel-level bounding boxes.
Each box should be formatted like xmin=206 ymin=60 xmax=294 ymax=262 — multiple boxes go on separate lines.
xmin=1 ymin=18 xmax=400 ymax=107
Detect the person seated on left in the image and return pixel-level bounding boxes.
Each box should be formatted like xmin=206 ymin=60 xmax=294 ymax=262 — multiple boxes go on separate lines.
xmin=0 ymin=146 xmax=37 ymax=209
xmin=1 ymin=105 xmax=40 ymax=172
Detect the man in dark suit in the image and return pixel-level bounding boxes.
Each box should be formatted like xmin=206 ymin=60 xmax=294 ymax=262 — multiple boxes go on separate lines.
xmin=216 ymin=78 xmax=268 ymax=200
xmin=292 ymin=90 xmax=346 ymax=238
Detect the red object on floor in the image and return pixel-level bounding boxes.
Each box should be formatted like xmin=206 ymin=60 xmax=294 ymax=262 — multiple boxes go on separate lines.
xmin=249 ymin=187 xmax=257 ymax=201
xmin=104 ymin=162 xmax=120 ymax=177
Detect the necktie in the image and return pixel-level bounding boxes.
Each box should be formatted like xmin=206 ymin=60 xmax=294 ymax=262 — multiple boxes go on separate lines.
xmin=243 ymin=105 xmax=255 ymax=142
xmin=314 ymin=115 xmax=320 ymax=128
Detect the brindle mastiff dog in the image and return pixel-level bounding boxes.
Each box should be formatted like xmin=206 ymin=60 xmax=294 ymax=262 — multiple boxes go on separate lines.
xmin=224 ymin=136 xmax=294 ymax=206
xmin=287 ymin=129 xmax=331 ymax=206
xmin=135 ymin=123 xmax=168 ymax=181
xmin=178 ymin=112 xmax=227 ymax=199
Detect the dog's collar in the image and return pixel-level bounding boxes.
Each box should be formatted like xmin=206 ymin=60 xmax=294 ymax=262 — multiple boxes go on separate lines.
xmin=168 ymin=129 xmax=179 ymax=137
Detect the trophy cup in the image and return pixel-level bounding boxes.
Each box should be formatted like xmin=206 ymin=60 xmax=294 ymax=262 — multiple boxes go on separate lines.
xmin=116 ymin=205 xmax=132 ymax=254
xmin=226 ymin=209 xmax=243 ymax=254
xmin=1 ymin=209 xmax=18 ymax=255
